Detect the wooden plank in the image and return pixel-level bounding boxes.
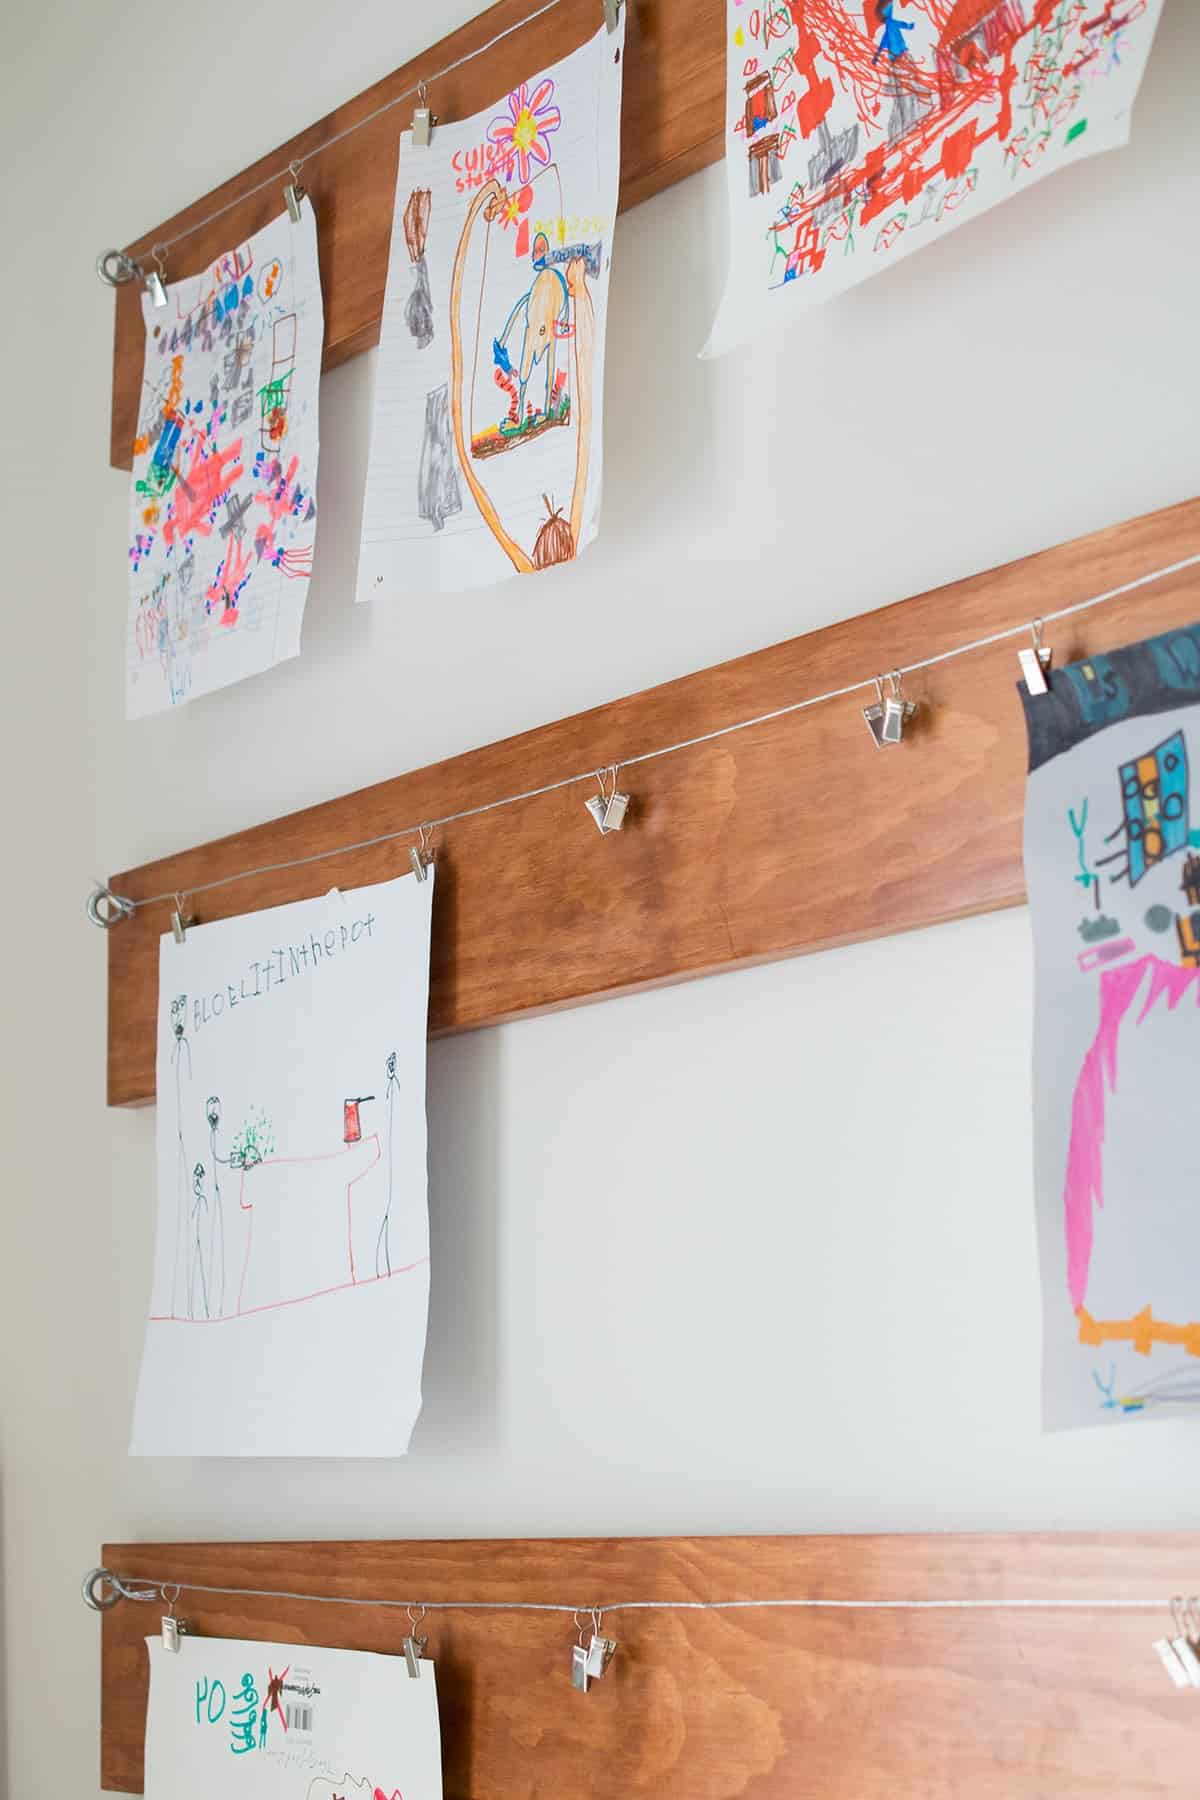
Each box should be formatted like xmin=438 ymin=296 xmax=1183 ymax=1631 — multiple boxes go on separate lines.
xmin=99 ymin=1532 xmax=1200 ymax=1795
xmin=107 ymin=0 xmax=723 ymax=469
xmin=105 ymin=498 xmax=1200 ymax=1107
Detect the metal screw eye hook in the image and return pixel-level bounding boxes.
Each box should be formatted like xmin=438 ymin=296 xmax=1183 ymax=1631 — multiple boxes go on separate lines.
xmin=96 ymin=248 xmax=139 ymax=287
xmin=82 ymin=1568 xmax=119 ymax=1611
xmin=574 ymin=1609 xmax=589 ymax=1646
xmin=86 ymin=882 xmax=136 ymax=929
xmin=162 ymin=1582 xmax=182 ymax=1620
xmin=591 ymin=1607 xmax=604 ymax=1639
xmin=407 ymin=1604 xmax=427 ymax=1632
xmin=151 ymin=244 xmax=168 ymax=282
xmin=418 ymin=80 xmax=429 ymax=109
xmin=289 ymin=159 xmax=304 ymax=185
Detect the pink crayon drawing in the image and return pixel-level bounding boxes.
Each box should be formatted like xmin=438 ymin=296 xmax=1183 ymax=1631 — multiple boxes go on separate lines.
xmin=1063 ymin=953 xmax=1200 ymax=1311
xmin=164 ymin=435 xmax=245 ymax=547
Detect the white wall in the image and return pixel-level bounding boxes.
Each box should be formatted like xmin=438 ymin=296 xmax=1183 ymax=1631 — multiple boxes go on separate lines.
xmin=1 ymin=1 xmax=1197 ymax=1790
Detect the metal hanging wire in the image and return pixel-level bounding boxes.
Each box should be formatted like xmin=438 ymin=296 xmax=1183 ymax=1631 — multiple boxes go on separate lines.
xmin=86 ymin=552 xmax=1200 ymax=928
xmin=82 ymin=1566 xmax=1184 ymax=1616
xmin=95 ymin=0 xmax=571 ymax=283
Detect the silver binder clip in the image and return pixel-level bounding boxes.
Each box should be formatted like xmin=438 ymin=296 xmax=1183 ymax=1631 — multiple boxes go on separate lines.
xmin=584 ymin=1609 xmax=618 ymax=1678
xmin=864 ymin=671 xmax=916 ymax=747
xmin=160 ymin=1585 xmax=188 ymax=1652
xmin=585 ymin=766 xmax=630 ymax=834
xmin=1018 ymin=618 xmax=1052 ymax=696
xmin=409 ymin=823 xmax=434 ymax=882
xmin=144 ymin=245 xmax=168 ymax=309
xmin=171 ymin=894 xmax=194 ymax=944
xmin=604 ymin=0 xmax=623 ymax=30
xmin=571 ymin=1615 xmax=591 ymax=1690
xmin=881 ymin=670 xmax=916 ymax=744
xmin=1153 ymin=1630 xmax=1190 ymax=1689
xmin=412 ymin=82 xmax=436 ymax=147
xmin=402 ymin=1606 xmax=427 ymax=1678
xmin=284 ymin=161 xmax=305 ymax=224
xmin=1169 ymin=1598 xmax=1200 ymax=1687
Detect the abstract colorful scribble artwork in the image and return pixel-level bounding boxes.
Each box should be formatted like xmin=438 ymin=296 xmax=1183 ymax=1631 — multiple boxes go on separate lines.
xmin=130 ymin=874 xmax=433 ymax=1456
xmin=1021 ymin=620 xmax=1200 ymax=1428
xmin=705 ymin=0 xmax=1163 ymax=355
xmin=126 ymin=204 xmax=323 ymax=716
xmin=145 ymin=1634 xmax=441 ymax=1800
xmin=356 ymin=19 xmax=624 ymax=596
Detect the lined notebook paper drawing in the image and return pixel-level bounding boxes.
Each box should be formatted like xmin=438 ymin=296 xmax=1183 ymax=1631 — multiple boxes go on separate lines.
xmin=130 ymin=874 xmax=434 ymax=1456
xmin=356 ymin=18 xmax=625 ymax=597
xmin=126 ymin=203 xmax=324 ymax=715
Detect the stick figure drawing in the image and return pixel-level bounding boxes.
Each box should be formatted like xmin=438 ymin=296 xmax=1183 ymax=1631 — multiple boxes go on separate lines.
xmin=169 ymin=995 xmax=192 ymax=1317
xmin=376 ymin=1051 xmax=401 ymax=1278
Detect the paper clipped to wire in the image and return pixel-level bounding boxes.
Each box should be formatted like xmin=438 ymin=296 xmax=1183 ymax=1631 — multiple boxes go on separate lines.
xmin=1021 ymin=620 xmax=1200 ymax=1430
xmin=704 ymin=0 xmax=1163 ymax=357
xmin=130 ymin=873 xmax=434 ymax=1456
xmin=144 ymin=1634 xmax=442 ymax=1799
xmin=126 ymin=203 xmax=324 ymax=716
xmin=356 ymin=17 xmax=625 ymax=597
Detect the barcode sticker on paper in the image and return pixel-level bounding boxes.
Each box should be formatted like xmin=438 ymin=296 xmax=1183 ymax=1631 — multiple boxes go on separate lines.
xmin=285 ymin=1702 xmax=314 ymax=1733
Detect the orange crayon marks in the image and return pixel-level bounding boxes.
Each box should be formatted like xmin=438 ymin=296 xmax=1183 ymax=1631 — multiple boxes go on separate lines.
xmin=940 ymin=120 xmax=976 ymax=179
xmin=1077 ymin=1306 xmax=1200 ymax=1359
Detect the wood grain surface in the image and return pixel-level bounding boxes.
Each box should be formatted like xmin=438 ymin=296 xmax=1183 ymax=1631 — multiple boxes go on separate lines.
xmin=107 ymin=0 xmax=723 ymax=468
xmin=98 ymin=1532 xmax=1200 ymax=1795
xmin=104 ymin=497 xmax=1200 ymax=1106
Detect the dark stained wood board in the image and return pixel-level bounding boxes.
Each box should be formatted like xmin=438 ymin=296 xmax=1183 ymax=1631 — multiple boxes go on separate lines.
xmin=107 ymin=0 xmax=724 ymax=468
xmin=105 ymin=497 xmax=1200 ymax=1107
xmin=99 ymin=1532 xmax=1200 ymax=1795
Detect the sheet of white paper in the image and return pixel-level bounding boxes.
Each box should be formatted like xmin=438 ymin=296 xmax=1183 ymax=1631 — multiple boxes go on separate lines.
xmin=131 ymin=873 xmax=433 ymax=1456
xmin=1021 ymin=621 xmax=1200 ymax=1430
xmin=144 ymin=1635 xmax=442 ymax=1800
xmin=704 ymin=1 xmax=1163 ymax=358
xmin=126 ymin=202 xmax=323 ymax=716
xmin=356 ymin=19 xmax=624 ymax=596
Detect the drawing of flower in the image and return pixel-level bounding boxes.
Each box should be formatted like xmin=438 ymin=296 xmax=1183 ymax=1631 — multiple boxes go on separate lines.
xmin=487 ymin=78 xmax=561 ymax=186
xmin=231 ymin=1106 xmax=275 ymax=1169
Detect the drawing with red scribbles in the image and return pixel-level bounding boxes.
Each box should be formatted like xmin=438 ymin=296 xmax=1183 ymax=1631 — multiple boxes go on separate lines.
xmin=705 ymin=0 xmax=1164 ymax=356
xmin=131 ymin=874 xmax=435 ymax=1458
xmin=1020 ymin=619 xmax=1200 ymax=1429
xmin=144 ymin=1633 xmax=443 ymax=1799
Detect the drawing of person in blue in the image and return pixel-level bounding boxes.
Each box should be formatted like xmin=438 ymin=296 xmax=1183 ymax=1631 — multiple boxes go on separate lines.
xmin=492 ymin=231 xmax=570 ymax=426
xmin=873 ymin=2 xmax=914 ymax=64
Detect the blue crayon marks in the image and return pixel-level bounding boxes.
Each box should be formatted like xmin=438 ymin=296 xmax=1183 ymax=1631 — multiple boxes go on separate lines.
xmin=873 ymin=3 xmax=913 ymax=64
xmin=1119 ymin=730 xmax=1189 ymax=885
xmin=151 ymin=416 xmax=181 ymax=476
